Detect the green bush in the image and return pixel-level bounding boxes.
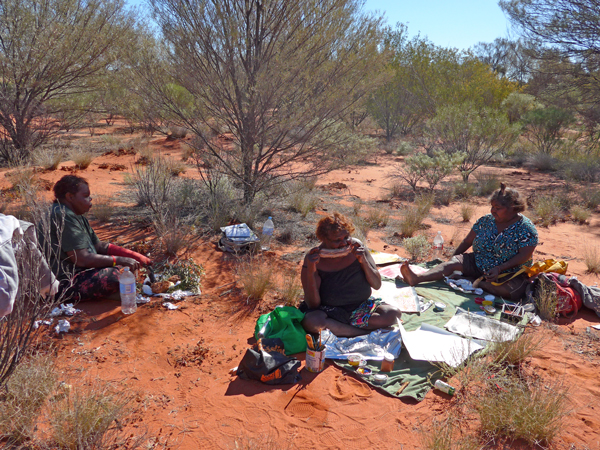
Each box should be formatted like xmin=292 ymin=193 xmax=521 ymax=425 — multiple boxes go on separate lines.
xmin=397 ymin=150 xmax=465 ymax=192
xmin=474 ymin=171 xmax=500 ymax=196
xmin=453 ymin=182 xmax=476 ymax=199
xmin=522 ymin=107 xmax=575 ymax=155
xmin=570 ymin=205 xmax=591 ymax=224
xmin=580 ymin=187 xmax=600 ymax=210
xmin=426 ymin=103 xmax=520 ymax=181
xmin=402 ymin=234 xmax=430 ymax=261
xmin=533 ymin=195 xmax=564 ymax=227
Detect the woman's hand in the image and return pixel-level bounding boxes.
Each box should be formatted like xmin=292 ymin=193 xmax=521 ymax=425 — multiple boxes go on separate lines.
xmin=117 ymin=256 xmax=140 ymax=272
xmin=304 ymin=247 xmax=321 ymax=270
xmin=484 ymin=266 xmax=500 ymax=282
xmin=351 ymin=241 xmax=367 ymax=264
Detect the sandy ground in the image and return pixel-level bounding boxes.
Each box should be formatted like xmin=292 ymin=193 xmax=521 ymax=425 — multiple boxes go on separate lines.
xmin=1 ymin=123 xmax=600 ymax=449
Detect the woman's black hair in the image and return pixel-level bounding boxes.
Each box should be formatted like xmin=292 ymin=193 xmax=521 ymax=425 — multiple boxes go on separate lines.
xmin=53 ymin=175 xmax=88 ymax=202
xmin=490 ymin=182 xmax=526 ymax=212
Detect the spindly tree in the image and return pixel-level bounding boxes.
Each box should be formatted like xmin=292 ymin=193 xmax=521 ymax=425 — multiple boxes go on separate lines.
xmin=0 ymin=0 xmax=136 ymax=165
xmin=143 ymin=0 xmax=385 ymax=204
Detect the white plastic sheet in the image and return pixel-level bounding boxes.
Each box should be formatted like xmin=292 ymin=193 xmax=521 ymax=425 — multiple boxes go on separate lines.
xmin=444 ymin=307 xmax=520 ymax=342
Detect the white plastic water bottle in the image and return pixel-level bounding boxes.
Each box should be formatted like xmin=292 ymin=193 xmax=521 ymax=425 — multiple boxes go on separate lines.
xmin=119 ymin=267 xmax=137 ymax=314
xmin=433 ymin=231 xmax=444 ymax=259
xmin=261 ymin=216 xmax=274 ymax=251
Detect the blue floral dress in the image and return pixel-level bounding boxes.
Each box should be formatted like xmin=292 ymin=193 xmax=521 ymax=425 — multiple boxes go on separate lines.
xmin=472 ymin=214 xmax=538 ymax=273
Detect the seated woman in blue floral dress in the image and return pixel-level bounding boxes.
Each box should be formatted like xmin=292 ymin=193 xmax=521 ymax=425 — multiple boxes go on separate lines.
xmin=401 ymin=183 xmax=538 ymax=301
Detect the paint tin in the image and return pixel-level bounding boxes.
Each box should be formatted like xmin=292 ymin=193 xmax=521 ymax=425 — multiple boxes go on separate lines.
xmin=356 ymin=367 xmax=372 ymax=377
xmin=347 ymin=354 xmax=363 ymax=367
xmin=380 ymin=352 xmax=395 ymax=372
xmin=434 ymin=380 xmax=456 ymax=396
xmin=372 ymin=374 xmax=388 ymax=385
xmin=306 ymin=347 xmax=326 ymax=373
xmin=434 ymin=302 xmax=446 ymax=312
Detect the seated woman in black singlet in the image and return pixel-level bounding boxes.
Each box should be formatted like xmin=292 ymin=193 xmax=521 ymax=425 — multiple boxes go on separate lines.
xmin=299 ymin=212 xmax=402 ymax=337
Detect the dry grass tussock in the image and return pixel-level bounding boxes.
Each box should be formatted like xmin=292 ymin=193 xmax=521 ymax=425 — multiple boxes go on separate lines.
xmin=570 ymin=204 xmax=591 ymax=224
xmin=460 ymin=203 xmax=474 ymax=222
xmin=69 ymin=146 xmax=95 ymax=169
xmin=430 ymin=331 xmax=569 ymax=447
xmin=534 ymin=277 xmax=558 ymax=321
xmin=402 ymin=234 xmax=429 ymax=261
xmin=276 ymin=269 xmax=303 ymax=307
xmin=91 ymin=195 xmax=115 ymax=223
xmin=582 ymin=245 xmax=600 ymax=274
xmin=237 ymin=257 xmax=275 ymax=302
xmin=532 ymin=194 xmax=564 ymax=227
xmin=399 ymin=193 xmax=433 ymax=237
xmin=32 ymin=147 xmax=63 ymax=170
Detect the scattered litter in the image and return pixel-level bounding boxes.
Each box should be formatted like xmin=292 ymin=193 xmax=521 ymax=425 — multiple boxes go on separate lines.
xmin=229 ymin=366 xmax=238 ymax=375
xmin=142 ymin=285 xmax=153 ymax=296
xmin=321 ymin=328 xmax=402 ymax=360
xmin=420 ymin=300 xmax=434 ymax=313
xmin=160 ymin=290 xmax=197 ymax=301
xmin=49 ymin=303 xmax=81 ymax=317
xmin=592 ymin=324 xmax=600 ymax=330
xmin=529 ymin=314 xmax=541 ymax=326
xmin=136 ymin=294 xmax=151 ymax=304
xmin=162 ymin=302 xmax=178 ymax=310
xmin=54 ymin=319 xmax=70 ymax=334
xmin=33 ymin=319 xmax=52 ymax=329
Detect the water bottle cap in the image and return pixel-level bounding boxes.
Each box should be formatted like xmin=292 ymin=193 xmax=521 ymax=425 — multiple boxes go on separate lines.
xmin=124 ymin=267 xmax=130 ymax=272
xmin=268 ymin=216 xmax=272 ymax=220
xmin=437 ymin=231 xmax=442 ymax=234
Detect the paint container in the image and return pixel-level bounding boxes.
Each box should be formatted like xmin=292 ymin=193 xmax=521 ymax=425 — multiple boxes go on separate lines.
xmin=356 ymin=367 xmax=372 ymax=377
xmin=483 ymin=305 xmax=496 ymax=315
xmin=306 ymin=346 xmax=326 ymax=373
xmin=380 ymin=352 xmax=395 ymax=372
xmin=484 ymin=294 xmax=495 ymax=302
xmin=347 ymin=354 xmax=363 ymax=367
xmin=372 ymin=374 xmax=388 ymax=385
xmin=434 ymin=380 xmax=456 ymax=396
xmin=434 ymin=302 xmax=446 ymax=312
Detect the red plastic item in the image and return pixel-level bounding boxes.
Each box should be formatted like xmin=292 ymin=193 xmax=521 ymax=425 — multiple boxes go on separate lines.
xmin=474 ymin=297 xmax=484 ymax=304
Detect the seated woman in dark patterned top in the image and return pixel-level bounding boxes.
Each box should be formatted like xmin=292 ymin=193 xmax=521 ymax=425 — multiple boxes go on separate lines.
xmin=401 ymin=183 xmax=538 ymax=301
xmin=300 ymin=212 xmax=402 ymax=337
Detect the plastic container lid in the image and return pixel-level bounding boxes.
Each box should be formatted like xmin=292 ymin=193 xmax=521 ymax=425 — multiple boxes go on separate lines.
xmin=484 ymin=294 xmax=495 ymax=301
xmin=383 ymin=352 xmax=394 ymax=362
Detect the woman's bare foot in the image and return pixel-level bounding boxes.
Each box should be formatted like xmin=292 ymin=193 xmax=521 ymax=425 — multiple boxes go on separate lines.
xmin=400 ymin=262 xmax=419 ymax=286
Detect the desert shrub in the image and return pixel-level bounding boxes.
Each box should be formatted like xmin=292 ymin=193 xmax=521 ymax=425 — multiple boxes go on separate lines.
xmin=237 ymin=257 xmax=274 ymax=302
xmin=161 ymin=258 xmax=204 ymax=294
xmin=397 ymin=151 xmax=465 ymax=192
xmin=69 ymin=146 xmax=94 ymax=170
xmin=476 ymin=378 xmax=568 ymax=446
xmin=396 ymin=141 xmax=414 ymax=156
xmin=154 ymin=215 xmax=189 ymax=257
xmin=0 ymin=354 xmax=57 ymax=445
xmin=352 ymin=198 xmax=363 ymax=216
xmin=166 ymin=158 xmax=187 ymax=176
xmin=502 ymin=92 xmax=540 ymax=124
xmin=582 ymin=246 xmax=600 ymax=274
xmin=287 ymin=189 xmax=319 ymax=217
xmin=100 ymin=134 xmax=121 ymax=149
xmin=534 ymin=277 xmax=558 ymax=321
xmin=532 ymin=195 xmax=564 ymax=227
xmin=436 ymin=186 xmax=455 ymax=206
xmin=130 ymin=156 xmax=175 ymax=214
xmin=488 ymin=332 xmax=541 ymax=367
xmin=415 ymin=192 xmax=435 ymax=216
xmin=580 ymin=187 xmax=600 ymax=210
xmin=474 ymin=171 xmax=500 ymax=196
xmin=426 ymin=103 xmax=520 ymax=181
xmin=402 ymin=235 xmax=429 ymax=261
xmin=527 ymin=152 xmax=557 ymax=172
xmin=420 ymin=416 xmax=479 ymax=450
xmin=389 ymin=181 xmax=403 ymax=199
xmin=48 ymin=382 xmax=134 ymax=450
xmin=560 ymin=157 xmax=600 ymax=182
xmin=453 ymin=182 xmax=476 ymax=199
xmin=276 ymin=227 xmax=294 ymax=245
xmin=352 ymin=216 xmax=371 ymax=241
xmin=127 ymin=136 xmax=149 ymax=154
xmin=277 ymin=269 xmax=303 ymax=307
xmin=363 ymin=207 xmax=389 ymax=228
xmin=169 ymin=126 xmax=188 ymax=139
xmin=460 ymin=204 xmax=475 ymax=222
xmin=5 ymin=167 xmax=37 ymax=194
xmin=399 ymin=207 xmax=424 ymax=237
xmin=32 ymin=147 xmax=63 ymax=170
xmin=91 ymin=196 xmax=115 ymax=223
xmin=570 ymin=205 xmax=591 ymax=224
xmin=522 ymin=107 xmax=574 ymax=155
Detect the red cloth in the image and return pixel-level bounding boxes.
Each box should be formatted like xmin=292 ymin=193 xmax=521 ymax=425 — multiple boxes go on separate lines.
xmin=107 ymin=244 xmax=151 ymax=266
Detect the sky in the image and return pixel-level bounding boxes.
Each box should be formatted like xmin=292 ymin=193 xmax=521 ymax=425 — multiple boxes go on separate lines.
xmin=364 ymin=0 xmax=511 ymax=51
xmin=128 ymin=0 xmax=511 ymax=52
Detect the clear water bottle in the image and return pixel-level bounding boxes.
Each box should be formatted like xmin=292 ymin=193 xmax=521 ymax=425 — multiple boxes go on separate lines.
xmin=261 ymin=216 xmax=274 ymax=251
xmin=433 ymin=231 xmax=444 ymax=259
xmin=119 ymin=267 xmax=137 ymax=314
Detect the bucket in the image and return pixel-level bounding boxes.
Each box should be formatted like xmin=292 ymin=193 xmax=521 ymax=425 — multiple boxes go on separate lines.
xmin=305 ymin=347 xmax=326 ymax=373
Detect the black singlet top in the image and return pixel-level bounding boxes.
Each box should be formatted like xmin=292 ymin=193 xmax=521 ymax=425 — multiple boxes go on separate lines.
xmin=317 ymin=259 xmax=372 ymax=310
